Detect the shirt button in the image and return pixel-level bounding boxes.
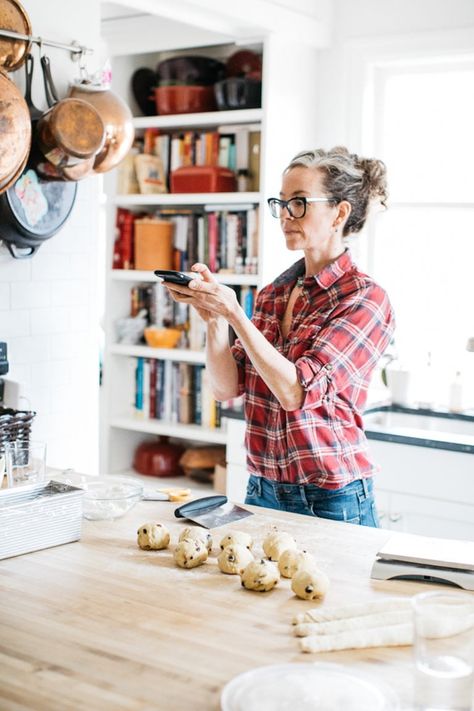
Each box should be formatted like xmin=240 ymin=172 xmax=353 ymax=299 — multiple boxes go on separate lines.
xmin=325 ymin=364 xmax=333 ymax=372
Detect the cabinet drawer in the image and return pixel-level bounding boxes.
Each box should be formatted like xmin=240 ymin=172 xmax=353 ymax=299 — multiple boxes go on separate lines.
xmin=225 ymin=418 xmax=246 ymax=465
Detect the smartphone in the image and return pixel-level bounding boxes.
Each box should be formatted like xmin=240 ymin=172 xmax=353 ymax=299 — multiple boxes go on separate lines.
xmin=154 ymin=269 xmax=193 ymax=286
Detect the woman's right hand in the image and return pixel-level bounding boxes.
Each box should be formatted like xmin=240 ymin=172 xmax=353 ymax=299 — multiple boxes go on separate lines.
xmin=162 ymin=263 xmax=234 ymax=324
xmin=187 ymin=263 xmax=241 ymax=324
xmin=187 ymin=264 xmax=216 ymax=322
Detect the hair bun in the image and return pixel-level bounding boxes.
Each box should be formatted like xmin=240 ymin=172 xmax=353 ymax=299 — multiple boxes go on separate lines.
xmin=358 ymin=157 xmax=388 ymax=206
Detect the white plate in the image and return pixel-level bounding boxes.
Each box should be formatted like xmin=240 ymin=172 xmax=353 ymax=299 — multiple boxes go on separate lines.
xmin=220 ymin=662 xmax=400 ymax=711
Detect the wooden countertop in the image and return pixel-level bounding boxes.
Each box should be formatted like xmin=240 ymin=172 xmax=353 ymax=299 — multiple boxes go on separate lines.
xmin=0 ymin=492 xmax=444 ymax=711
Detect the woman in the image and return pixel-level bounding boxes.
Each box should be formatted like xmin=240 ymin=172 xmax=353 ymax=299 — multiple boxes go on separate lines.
xmin=164 ymin=146 xmax=395 ymax=526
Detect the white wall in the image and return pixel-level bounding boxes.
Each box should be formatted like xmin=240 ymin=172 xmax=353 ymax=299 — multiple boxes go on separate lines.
xmin=0 ymin=0 xmax=102 ymax=473
xmin=316 ymin=0 xmax=474 ymax=148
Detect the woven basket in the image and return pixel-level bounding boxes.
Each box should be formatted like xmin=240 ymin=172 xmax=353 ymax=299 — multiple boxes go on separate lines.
xmin=0 ymin=407 xmax=36 ymax=454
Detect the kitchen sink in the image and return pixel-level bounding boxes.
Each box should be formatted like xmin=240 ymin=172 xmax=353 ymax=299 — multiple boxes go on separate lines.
xmin=364 ymin=409 xmax=474 ymax=439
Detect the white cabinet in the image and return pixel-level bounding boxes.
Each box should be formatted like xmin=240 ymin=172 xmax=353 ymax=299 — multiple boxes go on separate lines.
xmin=370 ymin=439 xmax=474 ymax=541
xmin=225 ymin=417 xmax=248 ymax=503
xmin=100 ymin=37 xmax=319 ymax=476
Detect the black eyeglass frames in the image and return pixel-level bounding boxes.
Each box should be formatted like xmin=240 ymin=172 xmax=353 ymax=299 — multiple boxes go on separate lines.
xmin=267 ymin=196 xmax=333 ymax=219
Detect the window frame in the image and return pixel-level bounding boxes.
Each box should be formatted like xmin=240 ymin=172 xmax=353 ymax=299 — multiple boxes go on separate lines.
xmin=343 ymin=27 xmax=474 ymax=274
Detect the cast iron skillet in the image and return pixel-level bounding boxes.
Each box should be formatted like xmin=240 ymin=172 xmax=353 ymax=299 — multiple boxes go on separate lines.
xmin=0 ymin=53 xmax=77 ymax=258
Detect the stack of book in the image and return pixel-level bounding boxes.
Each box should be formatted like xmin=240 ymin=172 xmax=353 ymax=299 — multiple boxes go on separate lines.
xmin=113 ymin=206 xmax=259 ymax=275
xmin=134 ymin=360 xmax=221 ymax=428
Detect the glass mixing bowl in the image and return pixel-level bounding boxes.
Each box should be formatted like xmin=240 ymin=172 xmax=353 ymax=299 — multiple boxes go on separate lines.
xmin=82 ymin=479 xmax=143 ymax=520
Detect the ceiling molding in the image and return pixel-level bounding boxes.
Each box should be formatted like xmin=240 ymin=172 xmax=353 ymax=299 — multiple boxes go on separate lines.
xmin=101 ymin=0 xmax=332 ymax=48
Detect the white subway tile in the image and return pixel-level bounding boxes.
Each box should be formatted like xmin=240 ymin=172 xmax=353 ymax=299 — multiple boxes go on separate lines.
xmin=31 ymin=359 xmax=71 ymax=387
xmin=0 ymin=283 xmax=10 ymax=308
xmin=68 ymin=253 xmax=92 ymax=279
xmin=26 ymin=384 xmax=52 ymax=415
xmin=0 ymin=310 xmax=30 ymax=337
xmin=49 ymin=333 xmax=75 ymax=359
xmin=50 ymin=280 xmax=86 ymax=307
xmin=11 ymin=281 xmax=51 ymax=309
xmin=30 ymin=307 xmax=70 ymax=335
xmin=49 ymin=384 xmax=74 ymax=414
xmin=0 ymin=253 xmax=32 ymax=281
xmin=31 ymin=252 xmax=71 ymax=280
xmin=5 ymin=363 xmax=32 ymax=390
xmin=67 ymin=306 xmax=90 ymax=332
xmin=7 ymin=335 xmax=50 ymax=363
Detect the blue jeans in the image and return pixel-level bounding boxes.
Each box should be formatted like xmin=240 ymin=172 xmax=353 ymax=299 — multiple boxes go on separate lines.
xmin=244 ymin=475 xmax=379 ymax=527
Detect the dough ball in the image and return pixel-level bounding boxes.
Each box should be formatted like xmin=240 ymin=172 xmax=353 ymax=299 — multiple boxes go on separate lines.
xmin=291 ymin=567 xmax=330 ymax=600
xmin=278 ymin=549 xmax=316 ymax=578
xmin=219 ymin=530 xmax=253 ymax=551
xmin=262 ymin=531 xmax=297 ymax=561
xmin=179 ymin=526 xmax=213 ymax=552
xmin=217 ymin=543 xmax=254 ymax=575
xmin=174 ymin=539 xmax=208 ymax=569
xmin=137 ymin=522 xmax=170 ymax=550
xmin=240 ymin=559 xmax=280 ymax=592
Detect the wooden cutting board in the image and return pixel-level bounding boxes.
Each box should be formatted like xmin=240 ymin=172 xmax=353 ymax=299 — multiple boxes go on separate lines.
xmin=0 ymin=494 xmax=447 ymax=711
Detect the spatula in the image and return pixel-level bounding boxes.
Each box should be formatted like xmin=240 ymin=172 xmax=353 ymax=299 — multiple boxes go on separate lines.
xmin=174 ymin=495 xmax=253 ymax=529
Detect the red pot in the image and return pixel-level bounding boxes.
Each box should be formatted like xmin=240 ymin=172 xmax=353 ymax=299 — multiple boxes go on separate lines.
xmin=152 ymin=86 xmax=216 ymax=115
xmin=133 ymin=436 xmax=185 ymax=477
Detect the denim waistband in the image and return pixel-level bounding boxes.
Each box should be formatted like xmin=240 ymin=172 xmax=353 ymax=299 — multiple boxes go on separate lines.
xmin=249 ymin=475 xmax=371 ymax=502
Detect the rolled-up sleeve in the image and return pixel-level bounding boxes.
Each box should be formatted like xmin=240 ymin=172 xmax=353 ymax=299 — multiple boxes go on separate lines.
xmin=231 ymin=338 xmax=246 ymax=395
xmin=295 ymin=283 xmax=395 ymax=409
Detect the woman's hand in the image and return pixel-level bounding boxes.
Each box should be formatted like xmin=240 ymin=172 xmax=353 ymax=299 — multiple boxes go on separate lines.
xmin=162 ymin=263 xmax=240 ymax=324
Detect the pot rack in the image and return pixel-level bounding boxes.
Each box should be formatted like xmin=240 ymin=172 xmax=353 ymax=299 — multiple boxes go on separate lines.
xmin=0 ymin=28 xmax=92 ymax=60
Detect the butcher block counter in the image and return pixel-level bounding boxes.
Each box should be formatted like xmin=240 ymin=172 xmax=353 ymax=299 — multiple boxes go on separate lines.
xmin=0 ymin=491 xmax=448 ymax=711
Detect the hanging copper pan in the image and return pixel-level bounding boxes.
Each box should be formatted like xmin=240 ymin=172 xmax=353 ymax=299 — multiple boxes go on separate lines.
xmin=0 ymin=69 xmax=31 ymax=194
xmin=0 ymin=0 xmax=31 ymax=72
xmin=34 ymin=55 xmax=105 ymax=182
xmin=68 ymin=81 xmax=135 ymax=174
xmin=0 ymin=53 xmax=78 ymax=258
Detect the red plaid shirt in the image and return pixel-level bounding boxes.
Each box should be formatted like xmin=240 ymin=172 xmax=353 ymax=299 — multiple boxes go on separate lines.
xmin=231 ymin=250 xmax=395 ymax=489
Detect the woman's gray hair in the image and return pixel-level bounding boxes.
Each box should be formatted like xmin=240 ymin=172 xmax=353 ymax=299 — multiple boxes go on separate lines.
xmin=285 ymin=146 xmax=388 ymax=235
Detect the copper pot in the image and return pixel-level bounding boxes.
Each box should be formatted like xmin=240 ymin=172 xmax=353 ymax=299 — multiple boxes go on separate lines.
xmin=37 ymin=98 xmax=105 ymax=170
xmin=35 ymin=56 xmax=105 ymax=181
xmin=0 ymin=0 xmax=31 ymax=72
xmin=0 ymin=69 xmax=31 ymax=194
xmin=68 ymin=82 xmax=135 ymax=174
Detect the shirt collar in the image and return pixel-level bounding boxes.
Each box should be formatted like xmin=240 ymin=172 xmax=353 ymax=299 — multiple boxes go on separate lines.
xmin=273 ymin=249 xmax=354 ymax=291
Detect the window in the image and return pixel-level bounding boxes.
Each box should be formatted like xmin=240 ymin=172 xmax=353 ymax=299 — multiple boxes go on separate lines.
xmin=366 ymin=57 xmax=474 ymax=405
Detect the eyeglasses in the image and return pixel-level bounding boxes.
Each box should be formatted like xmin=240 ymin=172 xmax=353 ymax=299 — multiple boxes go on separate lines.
xmin=267 ymin=196 xmax=333 ymax=219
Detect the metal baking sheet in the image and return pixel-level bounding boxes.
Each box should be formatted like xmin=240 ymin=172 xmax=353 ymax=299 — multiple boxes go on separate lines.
xmin=0 ymin=479 xmax=84 ymax=560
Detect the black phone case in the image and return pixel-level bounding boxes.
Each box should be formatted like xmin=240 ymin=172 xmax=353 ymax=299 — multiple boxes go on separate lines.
xmin=154 ymin=270 xmax=193 ymax=285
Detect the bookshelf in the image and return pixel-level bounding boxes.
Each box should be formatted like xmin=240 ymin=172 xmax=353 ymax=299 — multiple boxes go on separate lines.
xmin=101 ymin=35 xmax=319 ymax=478
xmin=112 ymin=192 xmax=260 ymax=207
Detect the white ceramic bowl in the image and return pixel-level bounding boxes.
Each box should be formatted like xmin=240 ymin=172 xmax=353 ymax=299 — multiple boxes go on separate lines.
xmin=82 ymin=479 xmax=143 ymax=520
